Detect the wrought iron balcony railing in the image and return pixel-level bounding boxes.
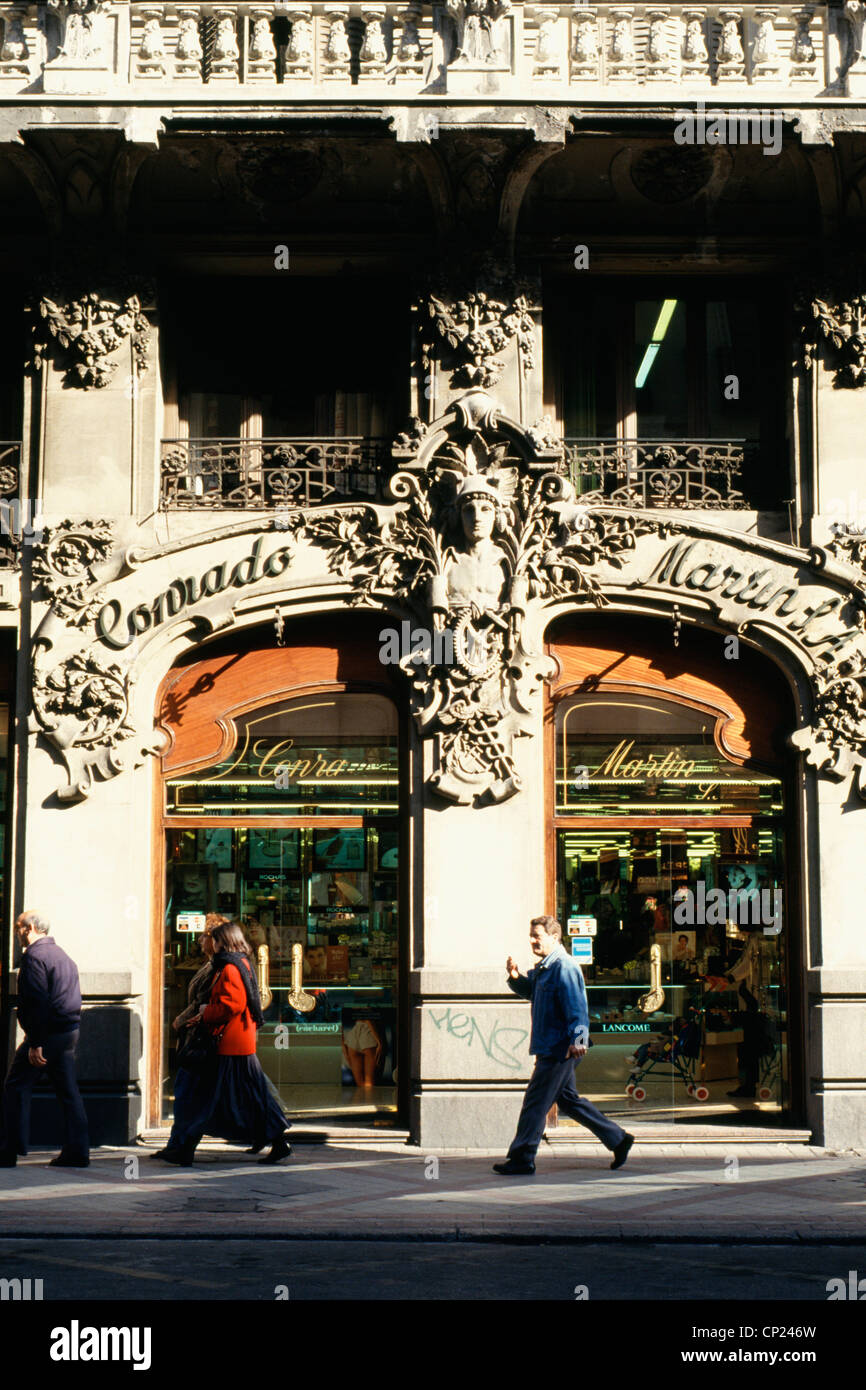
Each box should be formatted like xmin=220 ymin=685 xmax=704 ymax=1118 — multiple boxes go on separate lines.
xmin=563 ymin=438 xmax=751 ymax=509
xmin=160 ymin=437 xmax=390 ymax=509
xmin=162 ymin=435 xmax=756 ymax=512
xmin=0 ymin=3 xmax=862 ymax=101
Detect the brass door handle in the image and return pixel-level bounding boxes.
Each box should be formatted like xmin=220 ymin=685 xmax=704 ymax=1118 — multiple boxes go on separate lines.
xmin=257 ymin=944 xmax=273 ymax=1011
xmin=288 ymin=941 xmax=316 ymax=1013
xmin=638 ymin=943 xmax=665 ymax=1015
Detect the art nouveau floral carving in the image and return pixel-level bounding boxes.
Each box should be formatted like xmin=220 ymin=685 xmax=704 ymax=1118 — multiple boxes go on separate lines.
xmin=32 ymin=290 xmax=151 ymax=389
xmin=803 ymin=290 xmax=866 ymax=386
xmin=32 ymin=519 xmax=114 ymax=625
xmin=423 ymin=284 xmax=536 ymax=389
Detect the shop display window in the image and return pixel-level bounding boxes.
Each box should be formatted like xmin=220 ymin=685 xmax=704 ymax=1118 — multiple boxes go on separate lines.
xmin=553 ymin=691 xmax=789 ymax=1120
xmin=161 ymin=691 xmax=400 ymax=1122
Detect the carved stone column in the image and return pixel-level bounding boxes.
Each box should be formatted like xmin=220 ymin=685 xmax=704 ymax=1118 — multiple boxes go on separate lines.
xmin=210 ymin=7 xmax=240 ymax=82
xmin=174 ymin=6 xmax=204 ymax=79
xmin=716 ymin=6 xmax=745 ymax=81
xmin=394 ymin=2 xmax=424 ymax=78
xmin=681 ymin=6 xmax=708 ymax=79
xmin=247 ymin=6 xmax=277 ymax=80
xmin=751 ymin=5 xmax=780 ymax=80
xmin=323 ymin=4 xmax=351 ymax=79
xmin=136 ymin=5 xmax=166 ymax=80
xmin=645 ymin=5 xmax=672 ymax=79
xmin=607 ymin=5 xmax=636 ymax=80
xmin=0 ymin=5 xmax=30 ymax=75
xmin=285 ymin=4 xmax=314 ymax=78
xmin=531 ymin=5 xmax=561 ymax=79
xmin=570 ymin=4 xmax=599 ymax=80
xmin=790 ymin=4 xmax=817 ymax=80
xmin=359 ymin=4 xmax=389 ymax=77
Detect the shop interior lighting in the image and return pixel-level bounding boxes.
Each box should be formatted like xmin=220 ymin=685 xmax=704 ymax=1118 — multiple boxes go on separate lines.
xmin=635 ymin=299 xmax=678 ymax=388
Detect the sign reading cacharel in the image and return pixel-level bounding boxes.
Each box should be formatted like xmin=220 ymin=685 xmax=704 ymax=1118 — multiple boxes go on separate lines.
xmin=645 ymin=539 xmax=858 ymax=656
xmin=96 ymin=538 xmax=292 ymax=649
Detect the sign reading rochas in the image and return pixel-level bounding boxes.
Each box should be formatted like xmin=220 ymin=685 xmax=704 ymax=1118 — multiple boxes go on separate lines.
xmin=95 ymin=538 xmax=293 ymax=650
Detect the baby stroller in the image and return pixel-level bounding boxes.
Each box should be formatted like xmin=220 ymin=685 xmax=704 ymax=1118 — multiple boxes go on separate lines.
xmin=625 ymin=1012 xmax=706 ymax=1102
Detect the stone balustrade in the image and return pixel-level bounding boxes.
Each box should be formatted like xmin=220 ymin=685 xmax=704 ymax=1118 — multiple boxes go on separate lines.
xmin=0 ymin=2 xmax=864 ymax=99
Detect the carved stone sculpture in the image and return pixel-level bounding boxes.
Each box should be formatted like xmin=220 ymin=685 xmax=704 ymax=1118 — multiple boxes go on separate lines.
xmin=32 ymin=289 xmax=150 ymax=389
xmin=423 ymin=282 xmax=536 ymax=390
xmin=302 ymin=398 xmax=670 ymax=804
xmin=447 ymin=0 xmax=511 ymax=66
xmin=46 ymin=0 xmax=108 ymax=63
xmin=32 ymin=519 xmax=115 ymax=625
xmin=803 ymin=289 xmax=866 ymax=386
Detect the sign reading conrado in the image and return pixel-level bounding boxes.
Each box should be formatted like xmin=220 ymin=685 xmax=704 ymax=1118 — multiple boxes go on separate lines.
xmin=96 ymin=539 xmax=291 ymax=649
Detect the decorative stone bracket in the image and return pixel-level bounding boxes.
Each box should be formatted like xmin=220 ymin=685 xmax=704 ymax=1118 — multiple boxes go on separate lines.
xmin=27 ymin=396 xmax=866 ymax=804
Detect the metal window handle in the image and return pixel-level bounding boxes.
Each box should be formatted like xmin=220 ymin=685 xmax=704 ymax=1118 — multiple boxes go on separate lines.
xmin=288 ymin=941 xmax=316 ymax=1013
xmin=638 ymin=943 xmax=665 ymax=1015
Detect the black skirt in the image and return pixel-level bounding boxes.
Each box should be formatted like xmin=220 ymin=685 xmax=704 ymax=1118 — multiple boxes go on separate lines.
xmin=171 ymin=1054 xmax=290 ymax=1148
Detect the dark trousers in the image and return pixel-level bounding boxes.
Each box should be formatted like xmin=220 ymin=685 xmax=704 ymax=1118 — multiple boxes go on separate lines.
xmin=507 ymin=1054 xmax=626 ymax=1165
xmin=1 ymin=1030 xmax=90 ymax=1160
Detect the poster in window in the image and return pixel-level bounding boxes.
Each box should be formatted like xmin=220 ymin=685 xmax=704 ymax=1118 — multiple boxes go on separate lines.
xmin=248 ymin=829 xmax=300 ymax=870
xmin=313 ymin=828 xmax=366 ymax=870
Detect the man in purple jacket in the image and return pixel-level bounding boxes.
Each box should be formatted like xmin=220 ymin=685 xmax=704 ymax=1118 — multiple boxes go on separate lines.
xmin=0 ymin=911 xmax=90 ymax=1168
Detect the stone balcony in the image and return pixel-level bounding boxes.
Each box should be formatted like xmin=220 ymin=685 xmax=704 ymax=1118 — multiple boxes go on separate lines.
xmin=0 ymin=2 xmax=864 ymax=103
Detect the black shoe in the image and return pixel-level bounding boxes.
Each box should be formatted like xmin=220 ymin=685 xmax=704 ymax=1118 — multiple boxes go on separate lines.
xmin=492 ymin=1160 xmax=536 ymax=1176
xmin=610 ymin=1134 xmax=634 ymax=1170
xmin=161 ymin=1141 xmax=196 ymax=1167
xmin=246 ymin=1142 xmax=266 ymax=1155
xmin=49 ymin=1154 xmax=90 ymax=1168
xmin=150 ymin=1147 xmax=180 ymax=1161
xmin=0 ymin=1150 xmax=17 ymax=1168
xmin=258 ymin=1134 xmax=292 ymax=1165
xmin=727 ymin=1087 xmax=756 ymax=1098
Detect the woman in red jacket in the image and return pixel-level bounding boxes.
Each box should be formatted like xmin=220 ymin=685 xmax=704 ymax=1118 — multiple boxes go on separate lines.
xmin=166 ymin=921 xmax=291 ymax=1166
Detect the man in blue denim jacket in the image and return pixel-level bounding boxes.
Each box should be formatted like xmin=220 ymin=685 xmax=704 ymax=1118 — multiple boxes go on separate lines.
xmin=493 ymin=915 xmax=634 ymax=1176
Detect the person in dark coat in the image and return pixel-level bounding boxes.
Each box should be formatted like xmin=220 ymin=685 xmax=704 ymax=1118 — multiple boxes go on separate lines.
xmin=0 ymin=911 xmax=90 ymax=1168
xmin=157 ymin=920 xmax=291 ymax=1167
xmin=150 ymin=913 xmax=225 ymax=1162
xmin=493 ymin=915 xmax=634 ymax=1176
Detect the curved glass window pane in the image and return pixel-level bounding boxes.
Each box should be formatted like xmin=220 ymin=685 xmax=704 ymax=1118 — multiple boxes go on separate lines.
xmin=166 ymin=692 xmax=398 ymax=817
xmin=556 ymin=692 xmax=782 ymax=817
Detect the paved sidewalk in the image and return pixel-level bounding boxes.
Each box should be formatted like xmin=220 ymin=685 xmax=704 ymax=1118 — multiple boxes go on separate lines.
xmin=0 ymin=1140 xmax=864 ymax=1241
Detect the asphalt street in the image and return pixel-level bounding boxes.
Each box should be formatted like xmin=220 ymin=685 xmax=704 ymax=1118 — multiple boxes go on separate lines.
xmin=0 ymin=1238 xmax=863 ymax=1301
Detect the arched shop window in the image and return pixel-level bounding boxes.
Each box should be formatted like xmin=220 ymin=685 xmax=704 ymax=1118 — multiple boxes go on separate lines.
xmin=161 ymin=691 xmax=400 ymax=1124
xmin=552 ymin=690 xmax=790 ymax=1119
